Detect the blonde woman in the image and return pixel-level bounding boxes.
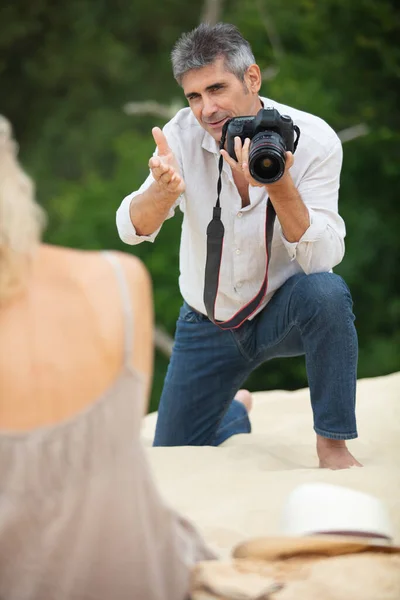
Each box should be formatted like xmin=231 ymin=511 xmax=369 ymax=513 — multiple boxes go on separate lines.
xmin=0 ymin=116 xmax=213 ymax=600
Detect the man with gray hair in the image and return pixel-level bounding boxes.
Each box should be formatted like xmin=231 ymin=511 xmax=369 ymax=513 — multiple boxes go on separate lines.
xmin=117 ymin=23 xmax=361 ymax=470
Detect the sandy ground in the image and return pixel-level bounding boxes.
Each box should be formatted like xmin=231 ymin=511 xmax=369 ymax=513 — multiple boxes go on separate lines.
xmin=142 ymin=372 xmax=400 ymax=557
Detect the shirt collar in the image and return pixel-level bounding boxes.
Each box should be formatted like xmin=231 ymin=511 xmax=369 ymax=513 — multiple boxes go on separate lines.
xmin=201 ymin=130 xmax=220 ymax=155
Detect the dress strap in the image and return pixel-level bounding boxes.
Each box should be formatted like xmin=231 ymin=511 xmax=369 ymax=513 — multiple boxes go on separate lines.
xmin=102 ymin=251 xmax=133 ymax=366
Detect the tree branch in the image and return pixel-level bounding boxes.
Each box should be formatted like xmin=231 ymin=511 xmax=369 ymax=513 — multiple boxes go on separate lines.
xmin=255 ymin=0 xmax=284 ymax=64
xmin=201 ymin=0 xmax=224 ymax=24
xmin=337 ymin=123 xmax=370 ymax=143
xmin=123 ymin=100 xmax=184 ymax=120
xmin=154 ymin=326 xmax=174 ymax=357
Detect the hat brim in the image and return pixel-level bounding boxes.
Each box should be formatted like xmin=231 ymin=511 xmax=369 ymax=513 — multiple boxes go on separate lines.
xmin=233 ymin=535 xmax=400 ymax=561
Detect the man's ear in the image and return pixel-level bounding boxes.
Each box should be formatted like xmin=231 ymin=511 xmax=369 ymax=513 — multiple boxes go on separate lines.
xmin=245 ymin=64 xmax=262 ymax=94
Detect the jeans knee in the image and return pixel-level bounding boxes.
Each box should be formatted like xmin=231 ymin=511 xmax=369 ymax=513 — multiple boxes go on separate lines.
xmin=294 ymin=272 xmax=354 ymax=322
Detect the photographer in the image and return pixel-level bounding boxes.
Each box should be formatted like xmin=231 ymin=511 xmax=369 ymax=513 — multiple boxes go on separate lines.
xmin=117 ymin=23 xmax=361 ymax=470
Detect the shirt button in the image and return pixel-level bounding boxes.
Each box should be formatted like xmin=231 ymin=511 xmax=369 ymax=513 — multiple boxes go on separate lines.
xmin=236 ymin=281 xmax=243 ymax=288
xmin=237 ymin=211 xmax=243 ymax=218
xmin=235 ymin=248 xmax=241 ymax=255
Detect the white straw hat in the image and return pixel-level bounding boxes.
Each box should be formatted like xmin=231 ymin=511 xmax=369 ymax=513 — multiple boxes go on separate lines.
xmin=280 ymin=483 xmax=394 ymax=542
xmin=233 ymin=483 xmax=399 ymax=560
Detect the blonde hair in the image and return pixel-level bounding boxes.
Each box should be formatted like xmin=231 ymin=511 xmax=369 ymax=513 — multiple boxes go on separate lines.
xmin=0 ymin=116 xmax=46 ymax=304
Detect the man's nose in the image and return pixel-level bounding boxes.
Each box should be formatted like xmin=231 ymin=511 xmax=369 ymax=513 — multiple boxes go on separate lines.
xmin=202 ymin=96 xmax=218 ymax=118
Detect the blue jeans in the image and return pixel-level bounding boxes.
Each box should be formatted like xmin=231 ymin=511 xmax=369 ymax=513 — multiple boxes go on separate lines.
xmin=153 ymin=272 xmax=358 ymax=446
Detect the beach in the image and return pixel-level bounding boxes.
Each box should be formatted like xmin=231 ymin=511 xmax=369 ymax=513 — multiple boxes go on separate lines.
xmin=143 ymin=371 xmax=400 ymax=557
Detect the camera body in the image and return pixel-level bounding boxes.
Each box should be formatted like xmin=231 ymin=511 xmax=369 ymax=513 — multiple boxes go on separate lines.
xmin=225 ymin=107 xmax=296 ymax=184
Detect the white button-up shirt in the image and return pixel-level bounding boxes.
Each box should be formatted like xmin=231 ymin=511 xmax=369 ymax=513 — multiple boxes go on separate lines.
xmin=116 ymin=96 xmax=345 ymax=322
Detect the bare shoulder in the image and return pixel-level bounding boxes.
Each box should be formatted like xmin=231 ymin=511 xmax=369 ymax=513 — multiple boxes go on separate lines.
xmin=104 ymin=251 xmax=153 ymax=309
xmin=110 ymin=251 xmax=151 ymax=287
xmin=40 ymin=245 xmax=153 ymax=320
xmin=39 ymin=245 xmax=153 ymax=390
xmin=41 ymin=245 xmax=151 ymax=289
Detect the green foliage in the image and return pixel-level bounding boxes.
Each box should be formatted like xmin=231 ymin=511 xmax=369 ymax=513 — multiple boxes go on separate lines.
xmin=1 ymin=0 xmax=399 ymax=409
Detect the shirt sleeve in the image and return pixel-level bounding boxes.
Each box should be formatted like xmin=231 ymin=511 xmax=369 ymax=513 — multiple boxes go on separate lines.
xmin=279 ymin=137 xmax=346 ymax=274
xmin=116 ymin=122 xmax=183 ymax=246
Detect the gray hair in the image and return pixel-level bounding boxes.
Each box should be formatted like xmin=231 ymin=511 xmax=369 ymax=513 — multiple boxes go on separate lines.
xmin=171 ymin=23 xmax=256 ymax=85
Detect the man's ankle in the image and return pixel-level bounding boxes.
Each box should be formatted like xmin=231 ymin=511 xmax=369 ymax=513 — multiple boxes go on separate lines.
xmin=316 ymin=434 xmax=347 ymax=448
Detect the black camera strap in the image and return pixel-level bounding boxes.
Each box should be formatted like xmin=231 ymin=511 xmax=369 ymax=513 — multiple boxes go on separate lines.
xmin=203 ymin=122 xmax=300 ymax=330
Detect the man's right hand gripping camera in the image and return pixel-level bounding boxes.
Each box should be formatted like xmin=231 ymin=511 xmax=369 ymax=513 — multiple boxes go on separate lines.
xmin=225 ymin=107 xmax=299 ymax=184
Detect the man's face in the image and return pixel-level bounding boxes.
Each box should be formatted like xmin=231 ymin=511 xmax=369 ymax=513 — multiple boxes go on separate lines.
xmin=182 ymin=57 xmax=262 ymax=142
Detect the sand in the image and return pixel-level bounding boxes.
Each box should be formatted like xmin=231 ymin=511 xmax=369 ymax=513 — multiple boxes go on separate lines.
xmin=142 ymin=372 xmax=400 ymax=557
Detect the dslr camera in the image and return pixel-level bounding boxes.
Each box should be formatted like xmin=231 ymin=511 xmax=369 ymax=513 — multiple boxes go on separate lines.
xmin=225 ymin=107 xmax=297 ymax=184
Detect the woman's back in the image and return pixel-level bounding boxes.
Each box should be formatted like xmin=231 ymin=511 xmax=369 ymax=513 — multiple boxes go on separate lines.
xmin=0 ymin=244 xmax=211 ymax=600
xmin=0 ymin=244 xmax=153 ymax=430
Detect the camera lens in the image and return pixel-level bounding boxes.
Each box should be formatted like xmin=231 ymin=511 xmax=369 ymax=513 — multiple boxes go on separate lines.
xmin=248 ymin=131 xmax=286 ymax=184
xmin=260 ymin=158 xmax=274 ymax=169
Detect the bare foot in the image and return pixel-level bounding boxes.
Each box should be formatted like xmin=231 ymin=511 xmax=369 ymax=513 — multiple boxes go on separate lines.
xmin=317 ymin=435 xmax=363 ymax=470
xmin=235 ymin=389 xmax=253 ymax=414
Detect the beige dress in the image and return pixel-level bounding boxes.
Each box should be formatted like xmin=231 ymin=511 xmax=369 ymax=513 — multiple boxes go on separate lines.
xmin=0 ymin=252 xmax=213 ymax=600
